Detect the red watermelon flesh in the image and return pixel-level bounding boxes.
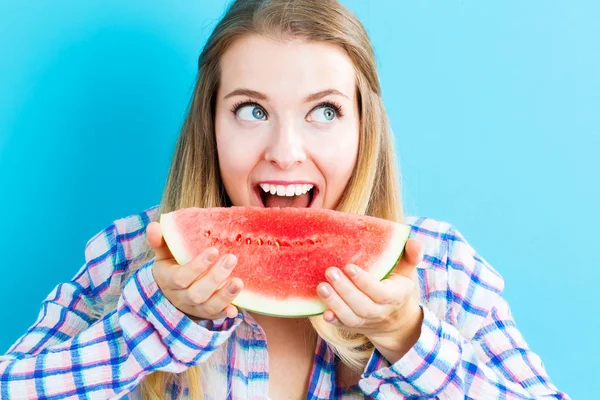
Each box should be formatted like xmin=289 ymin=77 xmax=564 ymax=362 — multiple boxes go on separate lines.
xmin=159 ymin=206 xmax=411 ymax=317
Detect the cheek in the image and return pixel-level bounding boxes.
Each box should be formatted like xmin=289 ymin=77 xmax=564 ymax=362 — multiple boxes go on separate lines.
xmin=215 ymin=117 xmax=263 ymax=183
xmin=311 ymin=123 xmax=359 ymax=183
xmin=215 ymin=119 xmax=243 ymax=185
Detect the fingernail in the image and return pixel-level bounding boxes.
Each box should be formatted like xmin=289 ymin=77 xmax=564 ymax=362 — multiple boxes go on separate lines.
xmin=206 ymin=249 xmax=218 ymax=262
xmin=345 ymin=265 xmax=357 ymax=277
xmin=328 ymin=268 xmax=340 ymax=282
xmin=223 ymin=254 xmax=237 ymax=269
xmin=318 ymin=284 xmax=331 ymax=297
xmin=324 ymin=312 xmax=336 ymax=323
xmin=227 ymin=282 xmax=240 ymax=295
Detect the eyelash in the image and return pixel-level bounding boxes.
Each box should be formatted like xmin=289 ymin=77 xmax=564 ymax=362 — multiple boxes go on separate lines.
xmin=229 ymin=99 xmax=344 ymax=119
xmin=316 ymin=101 xmax=344 ymax=118
xmin=230 ymin=99 xmax=265 ymax=116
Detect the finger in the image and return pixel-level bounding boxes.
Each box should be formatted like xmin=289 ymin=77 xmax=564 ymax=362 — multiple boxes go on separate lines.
xmin=317 ymin=282 xmax=361 ymax=328
xmin=224 ymin=304 xmax=240 ymax=319
xmin=342 ymin=264 xmax=395 ymax=304
xmin=381 ymin=273 xmax=416 ymax=302
xmin=393 ymin=239 xmax=423 ymax=276
xmin=324 ymin=267 xmax=376 ymax=318
xmin=146 ymin=221 xmax=174 ymax=261
xmin=200 ymin=277 xmax=244 ymax=317
xmin=169 ymin=247 xmax=219 ymax=290
xmin=185 ymin=254 xmax=237 ymax=305
xmin=322 ymin=310 xmax=343 ymax=326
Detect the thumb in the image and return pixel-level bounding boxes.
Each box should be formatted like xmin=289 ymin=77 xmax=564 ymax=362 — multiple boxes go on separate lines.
xmin=146 ymin=221 xmax=175 ymax=262
xmin=391 ymin=239 xmax=423 ymax=277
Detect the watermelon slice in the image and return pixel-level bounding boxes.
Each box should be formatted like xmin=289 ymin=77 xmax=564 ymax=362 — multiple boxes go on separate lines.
xmin=159 ymin=207 xmax=411 ymax=317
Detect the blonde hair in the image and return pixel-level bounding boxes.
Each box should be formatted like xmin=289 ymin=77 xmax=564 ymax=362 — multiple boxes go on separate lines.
xmin=96 ymin=0 xmax=413 ymax=397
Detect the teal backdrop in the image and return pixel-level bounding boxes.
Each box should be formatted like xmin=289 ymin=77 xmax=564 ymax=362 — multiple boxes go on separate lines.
xmin=0 ymin=1 xmax=597 ymax=397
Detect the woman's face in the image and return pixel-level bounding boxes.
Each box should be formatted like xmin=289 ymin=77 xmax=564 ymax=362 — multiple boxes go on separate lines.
xmin=214 ymin=35 xmax=360 ymax=209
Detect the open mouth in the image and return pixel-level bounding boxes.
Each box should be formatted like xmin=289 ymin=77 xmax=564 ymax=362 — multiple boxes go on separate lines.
xmin=255 ymin=183 xmax=317 ymax=208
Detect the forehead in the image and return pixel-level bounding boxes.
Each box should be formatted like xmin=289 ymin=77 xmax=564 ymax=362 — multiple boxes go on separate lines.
xmin=218 ymin=35 xmax=357 ymax=101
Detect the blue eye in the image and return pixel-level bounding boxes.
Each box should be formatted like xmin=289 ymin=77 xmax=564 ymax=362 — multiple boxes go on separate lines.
xmin=238 ymin=105 xmax=266 ymax=121
xmin=309 ymin=103 xmax=341 ymax=123
xmin=321 ymin=107 xmax=336 ymax=121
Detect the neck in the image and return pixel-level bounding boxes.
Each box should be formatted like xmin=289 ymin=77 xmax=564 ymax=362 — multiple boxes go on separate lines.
xmin=249 ymin=313 xmax=319 ymax=399
xmin=248 ymin=312 xmax=316 ymax=347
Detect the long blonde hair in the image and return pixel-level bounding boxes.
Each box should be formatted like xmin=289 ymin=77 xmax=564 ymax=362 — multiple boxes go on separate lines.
xmin=102 ymin=0 xmax=409 ymax=397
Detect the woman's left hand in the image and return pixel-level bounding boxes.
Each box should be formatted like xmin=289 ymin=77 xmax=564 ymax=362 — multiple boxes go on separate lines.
xmin=316 ymin=238 xmax=424 ymax=343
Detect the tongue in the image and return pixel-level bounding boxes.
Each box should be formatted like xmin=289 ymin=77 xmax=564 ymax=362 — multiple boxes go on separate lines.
xmin=265 ymin=192 xmax=311 ymax=208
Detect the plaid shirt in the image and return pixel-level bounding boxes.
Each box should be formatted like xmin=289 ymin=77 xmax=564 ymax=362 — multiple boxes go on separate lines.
xmin=0 ymin=205 xmax=569 ymax=399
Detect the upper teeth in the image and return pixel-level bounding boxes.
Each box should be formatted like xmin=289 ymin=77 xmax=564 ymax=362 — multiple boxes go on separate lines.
xmin=259 ymin=183 xmax=314 ymax=197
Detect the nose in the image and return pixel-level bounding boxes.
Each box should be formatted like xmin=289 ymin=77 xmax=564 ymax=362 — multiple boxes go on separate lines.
xmin=264 ymin=121 xmax=306 ymax=170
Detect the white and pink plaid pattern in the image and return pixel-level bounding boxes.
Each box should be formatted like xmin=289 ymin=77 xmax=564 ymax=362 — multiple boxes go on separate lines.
xmin=0 ymin=206 xmax=569 ymax=399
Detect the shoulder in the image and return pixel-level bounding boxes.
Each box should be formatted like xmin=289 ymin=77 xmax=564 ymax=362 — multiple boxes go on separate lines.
xmin=79 ymin=205 xmax=160 ymax=299
xmin=403 ymin=215 xmax=505 ymax=338
xmin=111 ymin=204 xmax=160 ymax=264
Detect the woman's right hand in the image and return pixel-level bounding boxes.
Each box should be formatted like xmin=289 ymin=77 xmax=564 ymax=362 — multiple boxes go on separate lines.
xmin=146 ymin=221 xmax=244 ymax=321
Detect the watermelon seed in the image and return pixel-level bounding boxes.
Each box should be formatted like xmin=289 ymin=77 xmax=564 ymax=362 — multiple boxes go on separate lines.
xmin=257 ymin=238 xmax=263 ymax=245
xmin=236 ymin=234 xmax=242 ymax=243
xmin=204 ymin=230 xmax=211 ymax=237
xmin=267 ymin=240 xmax=273 ymax=246
xmin=245 ymin=238 xmax=251 ymax=245
xmin=275 ymin=240 xmax=280 ymax=249
xmin=307 ymin=239 xmax=315 ymax=245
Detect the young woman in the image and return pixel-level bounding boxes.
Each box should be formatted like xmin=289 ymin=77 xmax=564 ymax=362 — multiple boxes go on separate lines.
xmin=0 ymin=0 xmax=569 ymax=399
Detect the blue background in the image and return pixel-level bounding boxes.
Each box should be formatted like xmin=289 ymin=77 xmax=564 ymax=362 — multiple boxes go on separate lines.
xmin=0 ymin=1 xmax=597 ymax=397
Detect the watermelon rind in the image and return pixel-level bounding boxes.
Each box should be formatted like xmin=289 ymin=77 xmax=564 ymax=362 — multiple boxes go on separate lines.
xmin=232 ymin=291 xmax=328 ymax=317
xmin=360 ymin=222 xmax=412 ymax=285
xmin=158 ymin=210 xmax=413 ymax=318
xmin=159 ymin=212 xmax=195 ymax=266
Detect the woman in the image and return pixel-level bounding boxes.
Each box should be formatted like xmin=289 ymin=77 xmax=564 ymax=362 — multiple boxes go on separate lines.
xmin=0 ymin=0 xmax=568 ymax=399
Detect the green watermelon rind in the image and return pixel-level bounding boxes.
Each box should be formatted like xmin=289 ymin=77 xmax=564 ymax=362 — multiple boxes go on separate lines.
xmin=159 ymin=212 xmax=194 ymax=266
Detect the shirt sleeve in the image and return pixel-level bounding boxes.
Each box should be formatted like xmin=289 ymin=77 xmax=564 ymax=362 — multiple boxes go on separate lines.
xmin=0 ymin=221 xmax=241 ymax=400
xmin=357 ymin=225 xmax=570 ymax=399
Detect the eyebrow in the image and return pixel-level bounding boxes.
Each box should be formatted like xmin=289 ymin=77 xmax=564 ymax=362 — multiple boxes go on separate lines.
xmin=223 ymin=88 xmax=350 ymax=102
